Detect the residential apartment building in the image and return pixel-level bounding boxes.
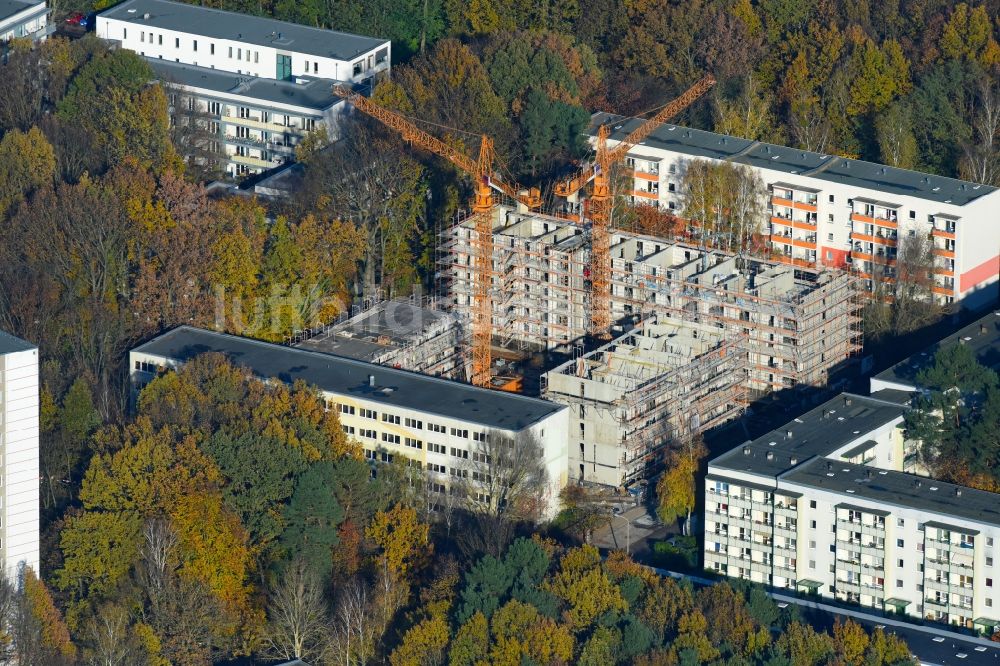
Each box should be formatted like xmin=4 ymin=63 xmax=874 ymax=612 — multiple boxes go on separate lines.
xmin=591 ymin=114 xmax=1000 ymax=309
xmin=542 ymin=315 xmax=747 ymax=487
xmin=0 ymin=0 xmax=48 ymax=42
xmin=129 ymin=326 xmax=569 ymax=518
xmin=704 ymin=390 xmax=1000 ymax=634
xmin=96 ymin=0 xmax=390 ymax=176
xmin=152 ymin=59 xmax=342 ymax=177
xmin=442 ymin=205 xmax=862 ymax=394
xmin=0 ymin=330 xmax=40 ymax=579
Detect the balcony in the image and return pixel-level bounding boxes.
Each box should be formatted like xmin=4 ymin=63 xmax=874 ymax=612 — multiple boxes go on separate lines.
xmin=793 ymin=200 xmax=818 ymax=212
xmin=932 ymin=227 xmax=957 ymax=240
xmin=222 ymin=114 xmax=304 ymax=134
xmin=633 ymin=189 xmax=659 ymax=200
xmin=230 ymin=154 xmax=277 ymax=169
xmin=791 ymin=236 xmax=817 ymax=249
xmin=852 ymin=212 xmax=898 ymax=228
xmin=933 ymin=246 xmax=956 ymax=259
xmin=631 ymin=169 xmax=660 ymax=182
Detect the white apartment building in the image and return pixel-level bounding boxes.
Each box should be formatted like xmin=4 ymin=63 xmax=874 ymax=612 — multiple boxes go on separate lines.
xmin=152 ymin=59 xmax=342 ymax=177
xmin=591 ymin=114 xmax=1000 ymax=309
xmin=129 ymin=326 xmax=569 ymax=519
xmin=96 ymin=0 xmax=389 ymax=83
xmin=0 ymin=330 xmax=40 ymax=579
xmin=96 ymin=0 xmax=390 ymax=177
xmin=0 ymin=0 xmax=48 ymax=42
xmin=704 ymin=390 xmax=1000 ymax=634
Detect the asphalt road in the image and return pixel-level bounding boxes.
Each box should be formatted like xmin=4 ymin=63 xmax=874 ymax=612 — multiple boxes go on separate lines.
xmin=650 ymin=568 xmax=1000 ymax=666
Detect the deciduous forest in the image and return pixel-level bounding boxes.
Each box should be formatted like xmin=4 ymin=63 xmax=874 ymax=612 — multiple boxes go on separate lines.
xmin=0 ymin=0 xmax=997 ymax=660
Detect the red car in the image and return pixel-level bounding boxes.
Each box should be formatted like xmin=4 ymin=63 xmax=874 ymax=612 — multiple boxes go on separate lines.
xmin=65 ymin=12 xmax=85 ymax=25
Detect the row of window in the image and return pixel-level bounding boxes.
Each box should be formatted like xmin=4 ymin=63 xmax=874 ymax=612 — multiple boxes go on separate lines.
xmin=136 ymin=31 xmax=261 ymax=63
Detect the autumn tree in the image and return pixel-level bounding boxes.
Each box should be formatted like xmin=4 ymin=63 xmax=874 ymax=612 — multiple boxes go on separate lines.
xmin=655 ymin=439 xmax=705 ymax=533
xmin=264 ymin=558 xmax=329 ymax=663
xmin=459 ymin=429 xmax=549 ymax=557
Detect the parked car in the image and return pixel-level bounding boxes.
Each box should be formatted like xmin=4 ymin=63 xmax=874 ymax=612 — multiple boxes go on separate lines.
xmin=65 ymin=12 xmax=84 ymax=25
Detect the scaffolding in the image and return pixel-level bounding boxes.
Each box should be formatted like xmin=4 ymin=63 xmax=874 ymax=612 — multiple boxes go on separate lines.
xmin=293 ymin=295 xmax=469 ymax=380
xmin=542 ymin=316 xmax=748 ymax=487
xmin=440 ymin=205 xmax=863 ymax=395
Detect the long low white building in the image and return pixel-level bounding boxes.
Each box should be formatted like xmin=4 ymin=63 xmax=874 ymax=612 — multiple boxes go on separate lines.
xmin=591 ymin=115 xmax=1000 ymax=309
xmin=129 ymin=326 xmax=569 ymax=519
xmin=96 ymin=0 xmax=389 ymax=83
xmin=0 ymin=330 xmax=40 ymax=580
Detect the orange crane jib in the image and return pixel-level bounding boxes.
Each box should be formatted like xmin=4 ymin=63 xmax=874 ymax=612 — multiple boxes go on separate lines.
xmin=554 ymin=75 xmax=716 ymax=199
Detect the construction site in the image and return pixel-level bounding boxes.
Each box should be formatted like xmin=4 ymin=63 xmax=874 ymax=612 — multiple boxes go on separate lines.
xmin=331 ymin=77 xmax=865 ymax=493
xmin=292 ymin=296 xmax=468 ymax=380
xmin=439 ymin=204 xmax=864 ymax=396
xmin=542 ymin=315 xmax=747 ymax=487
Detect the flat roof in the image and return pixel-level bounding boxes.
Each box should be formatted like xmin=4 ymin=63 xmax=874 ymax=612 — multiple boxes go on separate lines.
xmin=296 ymin=302 xmax=458 ymax=361
xmin=132 ymin=326 xmax=563 ymax=431
xmin=100 ymin=0 xmax=389 ymax=61
xmin=782 ymin=458 xmax=1000 ymax=528
xmin=0 ymin=329 xmax=34 ymax=355
xmin=873 ymin=309 xmax=1000 ymax=392
xmin=711 ymin=393 xmax=906 ymax=477
xmin=149 ymin=58 xmax=340 ymax=110
xmin=0 ymin=0 xmax=43 ymax=22
xmin=592 ymin=112 xmax=998 ymax=206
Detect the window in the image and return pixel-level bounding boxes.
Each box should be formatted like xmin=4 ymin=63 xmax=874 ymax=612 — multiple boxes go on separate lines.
xmin=405 ymin=417 xmax=422 ymax=429
xmin=810 ymin=500 xmax=817 ymax=509
xmin=237 ymin=48 xmax=242 ymax=60
xmin=829 ymin=544 xmax=835 ymax=552
xmin=404 ymin=437 xmax=422 ymax=449
xmin=382 ymin=413 xmax=400 ymax=424
xmin=990 ymin=599 xmax=995 ymax=608
xmin=989 ymin=537 xmax=995 ymax=547
xmin=809 ymin=560 xmax=816 ymax=569
xmin=228 ymin=46 xmax=233 ymax=58
xmin=898 ymin=559 xmax=904 ymax=567
xmin=342 ymin=425 xmax=355 ymax=435
xmin=124 ymin=28 xmax=127 ymax=39
xmin=473 ymin=432 xmax=488 ymax=443
xmin=158 ymin=34 xmax=162 ymax=45
xmin=989 ymin=557 xmax=995 ymax=567
xmin=210 ymin=43 xmax=215 ymax=55
xmin=208 ymin=101 xmax=221 ymax=115
xmin=897 ymin=580 xmax=903 ymax=588
xmin=361 ymin=408 xmax=376 ymax=420
xmin=828 ymin=195 xmax=834 ymax=203
xmin=450 ymin=428 xmax=469 ymax=438
xmin=897 ymin=518 xmax=905 ymax=527
xmin=909 ymin=210 xmax=916 ymax=219
xmin=255 ymin=51 xmax=259 ymax=63
xmin=450 ymin=447 xmax=469 ymax=459
xmin=382 ymin=433 xmax=400 ymax=444
xmin=193 ymin=40 xmax=198 ymax=51
xmin=313 ymin=61 xmax=318 ymax=73
xmin=140 ymin=31 xmax=145 ymax=43
xmin=429 ymin=423 xmax=445 ymax=434
xmin=428 ymin=463 xmax=445 ymax=474
xmin=428 ymin=443 xmax=446 ymax=454
xmin=810 ymin=520 xmax=817 ymax=529
xmin=809 ymin=540 xmax=816 ymax=548
xmin=353 ymin=60 xmax=363 ymax=76
xmin=360 ymin=429 xmax=376 ymax=439
xmin=827 ymin=233 xmax=834 ymax=241
xmin=897 ymin=539 xmax=904 ymax=547
xmin=989 ymin=578 xmax=994 ymax=587
xmin=339 ymin=404 xmax=355 ymax=416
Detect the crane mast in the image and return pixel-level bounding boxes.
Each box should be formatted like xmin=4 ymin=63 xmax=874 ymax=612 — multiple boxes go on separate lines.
xmin=554 ymin=75 xmax=716 ymax=339
xmin=333 ymin=86 xmax=536 ymax=387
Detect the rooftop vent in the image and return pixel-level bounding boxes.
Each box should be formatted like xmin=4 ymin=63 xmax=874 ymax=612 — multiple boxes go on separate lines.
xmin=790 ymin=456 xmax=798 ymax=465
xmin=743 ymin=445 xmax=751 ymax=456
xmin=826 ymin=461 xmax=833 ymax=471
xmin=785 ymin=430 xmax=793 ymax=439
xmin=866 ymin=470 xmax=873 ymax=479
xmin=844 ymin=396 xmax=852 ymax=406
xmin=914 ymin=479 xmax=922 ymax=488
xmin=956 ymin=488 xmax=963 ymax=497
xmin=143 ymin=12 xmax=150 ymax=19
xmin=766 ymin=452 xmax=775 ymax=460
xmin=368 ymin=374 xmax=375 ymax=387
xmin=981 ymin=324 xmax=988 ymax=335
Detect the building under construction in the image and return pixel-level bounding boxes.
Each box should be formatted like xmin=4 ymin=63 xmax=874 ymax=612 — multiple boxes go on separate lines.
xmin=440 ymin=205 xmax=863 ymax=395
xmin=293 ymin=297 xmax=467 ymax=380
xmin=542 ymin=315 xmax=747 ymax=487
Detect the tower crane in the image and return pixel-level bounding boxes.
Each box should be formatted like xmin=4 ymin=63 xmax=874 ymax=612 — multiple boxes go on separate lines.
xmin=555 ymin=75 xmax=716 ymax=339
xmin=333 ymin=85 xmax=540 ymax=388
